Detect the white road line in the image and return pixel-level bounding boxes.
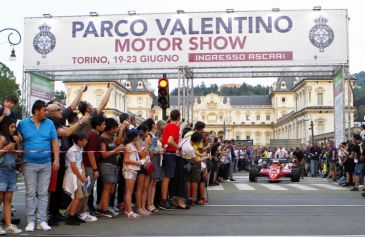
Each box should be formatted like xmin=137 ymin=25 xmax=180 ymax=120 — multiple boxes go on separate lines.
xmin=207 ymin=184 xmax=224 ymax=191
xmin=312 ymin=184 xmax=346 ymax=190
xmin=234 ymin=184 xmax=256 ymax=191
xmin=204 ymin=204 xmax=365 ymax=207
xmin=259 ymin=184 xmax=288 ymax=191
xmin=286 ymin=184 xmax=319 ymax=191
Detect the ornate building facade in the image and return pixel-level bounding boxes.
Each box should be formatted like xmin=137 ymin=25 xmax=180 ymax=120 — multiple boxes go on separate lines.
xmin=64 ymin=76 xmax=355 ymax=146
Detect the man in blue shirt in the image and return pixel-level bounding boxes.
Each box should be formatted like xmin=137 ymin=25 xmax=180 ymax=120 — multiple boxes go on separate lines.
xmin=17 ymin=100 xmax=59 ymax=232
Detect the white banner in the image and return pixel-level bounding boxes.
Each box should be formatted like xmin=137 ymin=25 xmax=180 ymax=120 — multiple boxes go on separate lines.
xmin=333 ymin=67 xmax=345 ymax=146
xmin=24 ymin=10 xmax=348 ymax=71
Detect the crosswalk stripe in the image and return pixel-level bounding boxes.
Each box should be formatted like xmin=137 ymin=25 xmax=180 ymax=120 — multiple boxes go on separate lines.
xmin=234 ymin=184 xmax=255 ymax=191
xmin=259 ymin=184 xmax=288 ymax=191
xmin=286 ymin=184 xmax=318 ymax=191
xmin=207 ymin=184 xmax=224 ymax=191
xmin=312 ymin=184 xmax=345 ymax=190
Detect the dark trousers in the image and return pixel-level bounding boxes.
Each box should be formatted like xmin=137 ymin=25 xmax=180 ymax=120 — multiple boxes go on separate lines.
xmin=223 ymin=163 xmax=230 ymax=180
xmin=49 ymin=158 xmax=66 ymax=216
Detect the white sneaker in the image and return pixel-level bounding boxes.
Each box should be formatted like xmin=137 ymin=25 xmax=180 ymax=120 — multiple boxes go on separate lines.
xmin=0 ymin=226 xmax=5 ymax=235
xmin=25 ymin=222 xmax=35 ymax=232
xmin=108 ymin=207 xmax=119 ymax=217
xmin=78 ymin=212 xmax=98 ymax=222
xmin=4 ymin=224 xmax=22 ymax=234
xmin=37 ymin=221 xmax=51 ymax=231
xmin=112 ymin=206 xmax=120 ymax=212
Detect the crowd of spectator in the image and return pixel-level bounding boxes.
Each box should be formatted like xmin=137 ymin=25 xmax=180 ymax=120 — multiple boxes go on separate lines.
xmin=0 ymin=85 xmax=217 ymax=234
xmin=0 ymin=85 xmax=364 ymax=234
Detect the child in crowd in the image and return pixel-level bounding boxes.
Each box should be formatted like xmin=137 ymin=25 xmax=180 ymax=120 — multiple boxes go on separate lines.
xmin=0 ymin=118 xmax=22 ymax=234
xmin=96 ymin=118 xmax=123 ymax=218
xmin=0 ymin=94 xmax=19 ymax=124
xmin=135 ymin=124 xmax=152 ymax=216
xmin=63 ymin=132 xmax=97 ymax=225
xmin=123 ymin=129 xmax=143 ymax=219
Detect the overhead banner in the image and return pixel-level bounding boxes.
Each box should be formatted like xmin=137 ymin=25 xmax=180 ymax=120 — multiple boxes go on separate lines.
xmin=24 ymin=9 xmax=348 ymax=70
xmin=333 ymin=67 xmax=345 ymax=146
xmin=29 ymin=73 xmax=53 ymax=107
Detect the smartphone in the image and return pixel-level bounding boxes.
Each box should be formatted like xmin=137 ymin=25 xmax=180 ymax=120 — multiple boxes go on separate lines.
xmin=107 ymin=83 xmax=110 ymax=88
xmin=83 ymin=85 xmax=88 ymax=92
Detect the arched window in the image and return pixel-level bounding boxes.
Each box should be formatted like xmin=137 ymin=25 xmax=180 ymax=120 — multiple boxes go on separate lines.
xmin=137 ymin=81 xmax=143 ymax=88
xmin=281 ymin=81 xmax=286 ymax=89
xmin=317 ymin=120 xmax=325 ymax=133
xmin=316 ymin=87 xmax=325 ymax=106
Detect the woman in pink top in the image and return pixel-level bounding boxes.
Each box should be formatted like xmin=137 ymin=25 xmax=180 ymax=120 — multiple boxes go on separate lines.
xmin=122 ymin=129 xmax=143 ymax=218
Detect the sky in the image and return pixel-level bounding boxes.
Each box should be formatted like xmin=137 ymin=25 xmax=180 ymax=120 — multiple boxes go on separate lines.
xmin=1 ymin=0 xmax=364 ymax=91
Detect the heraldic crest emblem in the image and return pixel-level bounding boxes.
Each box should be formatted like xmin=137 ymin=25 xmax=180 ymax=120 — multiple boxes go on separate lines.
xmin=33 ymin=23 xmax=56 ymax=58
xmin=309 ymin=16 xmax=334 ymax=52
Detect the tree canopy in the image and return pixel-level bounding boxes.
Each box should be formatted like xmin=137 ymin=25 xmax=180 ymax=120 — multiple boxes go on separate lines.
xmin=0 ymin=62 xmax=22 ymax=118
xmin=170 ymin=82 xmax=269 ymax=96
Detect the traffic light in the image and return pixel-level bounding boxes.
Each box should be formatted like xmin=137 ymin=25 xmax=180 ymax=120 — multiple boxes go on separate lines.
xmin=158 ymin=75 xmax=169 ymax=109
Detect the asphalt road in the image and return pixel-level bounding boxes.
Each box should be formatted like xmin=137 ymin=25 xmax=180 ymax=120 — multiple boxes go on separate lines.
xmin=10 ymin=173 xmax=365 ymax=237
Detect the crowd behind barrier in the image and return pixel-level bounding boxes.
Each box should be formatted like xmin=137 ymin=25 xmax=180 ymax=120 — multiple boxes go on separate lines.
xmin=0 ymin=85 xmax=364 ymax=234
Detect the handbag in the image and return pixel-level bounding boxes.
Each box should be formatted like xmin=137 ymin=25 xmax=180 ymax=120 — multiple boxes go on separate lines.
xmin=143 ymin=161 xmax=156 ymax=175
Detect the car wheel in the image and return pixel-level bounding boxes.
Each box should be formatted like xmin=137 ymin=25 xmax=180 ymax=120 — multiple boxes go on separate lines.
xmin=291 ymin=168 xmax=300 ymax=182
xmin=249 ymin=168 xmax=258 ymax=182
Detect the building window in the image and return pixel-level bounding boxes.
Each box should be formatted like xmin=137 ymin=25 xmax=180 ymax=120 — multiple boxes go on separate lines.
xmin=246 ymin=115 xmax=250 ymax=121
xmin=281 ymin=97 xmax=286 ymax=103
xmin=317 ymin=93 xmax=323 ymax=105
xmin=246 ymin=136 xmax=250 ymax=140
xmin=266 ymin=115 xmax=270 ymax=121
xmin=137 ymin=81 xmax=143 ymax=88
xmin=154 ymin=116 xmax=159 ymax=121
xmin=317 ymin=120 xmax=325 ymax=133
xmin=309 ymin=92 xmax=312 ymax=103
xmin=256 ymin=115 xmax=260 ymax=121
xmin=281 ymin=82 xmax=286 ymax=89
xmin=236 ymin=136 xmax=240 ymax=140
xmin=126 ymin=82 xmax=130 ymax=88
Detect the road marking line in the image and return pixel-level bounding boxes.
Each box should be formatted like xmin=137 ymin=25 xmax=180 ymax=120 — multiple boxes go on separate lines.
xmin=286 ymin=184 xmax=319 ymax=190
xmin=207 ymin=184 xmax=224 ymax=191
xmin=16 ymin=235 xmax=365 ymax=237
xmin=312 ymin=184 xmax=346 ymax=190
xmin=259 ymin=184 xmax=288 ymax=190
xmin=204 ymin=204 xmax=365 ymax=207
xmin=234 ymin=184 xmax=256 ymax=190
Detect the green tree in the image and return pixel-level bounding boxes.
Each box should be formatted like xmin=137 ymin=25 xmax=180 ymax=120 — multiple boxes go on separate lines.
xmin=54 ymin=90 xmax=67 ymax=107
xmin=0 ymin=62 xmax=23 ymax=118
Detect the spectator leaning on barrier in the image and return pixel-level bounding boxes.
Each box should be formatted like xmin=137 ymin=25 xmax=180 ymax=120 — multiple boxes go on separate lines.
xmin=63 ymin=132 xmax=97 ymax=226
xmin=159 ymin=109 xmax=181 ymax=210
xmin=46 ymin=103 xmax=90 ymax=226
xmin=0 ymin=94 xmax=18 ymax=125
xmin=350 ymin=134 xmax=365 ymax=192
xmin=0 ymin=118 xmax=22 ymax=234
xmin=17 ymin=100 xmax=60 ymax=232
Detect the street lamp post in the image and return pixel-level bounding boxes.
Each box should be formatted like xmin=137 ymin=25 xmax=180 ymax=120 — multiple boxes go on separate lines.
xmin=0 ymin=28 xmax=22 ymax=61
xmin=309 ymin=120 xmax=314 ymax=145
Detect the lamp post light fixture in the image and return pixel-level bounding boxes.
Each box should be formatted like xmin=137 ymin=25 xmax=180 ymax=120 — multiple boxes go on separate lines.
xmin=0 ymin=28 xmax=22 ymax=61
xmin=309 ymin=120 xmax=315 ymax=145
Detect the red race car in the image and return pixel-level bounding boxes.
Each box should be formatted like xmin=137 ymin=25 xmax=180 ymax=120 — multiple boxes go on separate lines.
xmin=249 ymin=158 xmax=301 ymax=182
